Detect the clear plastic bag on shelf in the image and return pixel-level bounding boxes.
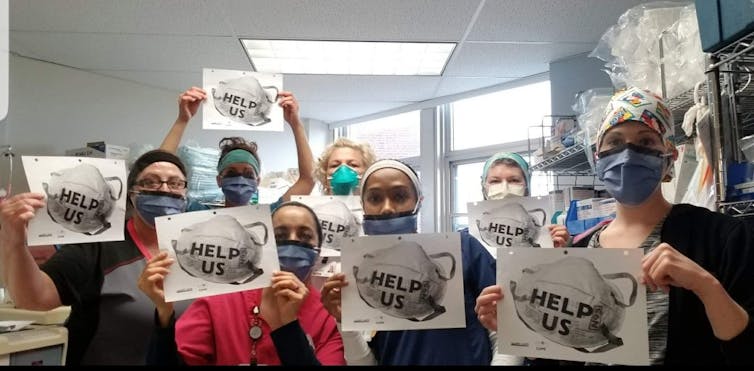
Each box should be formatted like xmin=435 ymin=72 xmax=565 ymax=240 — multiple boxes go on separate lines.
xmin=177 ymin=141 xmax=224 ymax=204
xmin=589 ymin=2 xmax=705 ymax=98
xmin=572 ymin=88 xmax=615 ymax=173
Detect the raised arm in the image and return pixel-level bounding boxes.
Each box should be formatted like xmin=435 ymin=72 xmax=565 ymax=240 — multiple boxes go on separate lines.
xmin=278 ymin=91 xmax=315 ymax=201
xmin=0 ymin=193 xmax=62 ymax=310
xmin=160 ymin=87 xmax=207 ymax=154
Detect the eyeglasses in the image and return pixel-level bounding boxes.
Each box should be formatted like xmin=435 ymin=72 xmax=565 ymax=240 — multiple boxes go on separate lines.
xmin=135 ymin=177 xmax=187 ymax=191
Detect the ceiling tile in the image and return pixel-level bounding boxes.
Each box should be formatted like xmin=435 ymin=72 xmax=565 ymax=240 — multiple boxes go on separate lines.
xmin=91 ymin=70 xmax=417 ymax=123
xmin=300 ymin=101 xmax=413 ymax=123
xmin=8 ymin=0 xmax=678 ymax=124
xmin=221 ymin=0 xmax=481 ymax=41
xmin=468 ymin=0 xmax=686 ymax=43
xmin=90 ymin=70 xmax=201 ymax=93
xmin=284 ymin=74 xmax=441 ymax=102
xmin=444 ymin=42 xmax=594 ymax=78
xmin=435 ymin=77 xmax=516 ymax=97
xmin=10 ymin=0 xmax=232 ymax=35
xmin=10 ymin=32 xmax=251 ymax=71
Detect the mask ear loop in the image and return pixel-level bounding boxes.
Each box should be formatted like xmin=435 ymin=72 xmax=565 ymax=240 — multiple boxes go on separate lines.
xmin=406 ymin=295 xmax=446 ymax=322
xmin=660 ymin=149 xmax=676 ymax=182
xmin=235 ymin=222 xmax=266 ymax=285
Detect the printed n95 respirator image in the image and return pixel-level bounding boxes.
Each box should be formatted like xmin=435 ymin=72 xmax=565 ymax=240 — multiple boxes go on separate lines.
xmin=171 ymin=214 xmax=267 ymax=285
xmin=353 ymin=240 xmax=455 ymax=322
xmin=22 ymin=156 xmax=127 ymax=246
xmin=157 ymin=205 xmax=279 ymax=302
xmin=340 ymin=233 xmax=466 ymax=332
xmin=468 ymin=196 xmax=554 ymax=257
xmin=497 ymin=248 xmax=649 ymax=366
xmin=293 ymin=195 xmax=363 ymax=256
xmin=203 ymin=68 xmax=284 ymax=132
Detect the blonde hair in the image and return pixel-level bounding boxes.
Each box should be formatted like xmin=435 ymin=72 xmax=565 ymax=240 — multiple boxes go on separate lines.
xmin=315 ymin=137 xmax=377 ymax=194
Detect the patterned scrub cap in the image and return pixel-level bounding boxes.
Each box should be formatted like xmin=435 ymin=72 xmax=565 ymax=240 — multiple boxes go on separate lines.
xmin=596 ymin=87 xmax=676 ymax=181
xmin=596 ymin=87 xmax=674 ymax=152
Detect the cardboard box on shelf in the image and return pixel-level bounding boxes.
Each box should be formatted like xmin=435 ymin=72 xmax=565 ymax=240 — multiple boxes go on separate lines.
xmin=597 ymin=198 xmax=617 ymax=218
xmin=563 ymin=186 xmax=595 ymax=212
xmin=86 ymin=142 xmax=130 ymax=160
xmin=64 ymin=147 xmax=105 ymax=158
xmin=65 ymin=142 xmax=130 ymax=160
xmin=576 ymin=198 xmax=606 ymax=220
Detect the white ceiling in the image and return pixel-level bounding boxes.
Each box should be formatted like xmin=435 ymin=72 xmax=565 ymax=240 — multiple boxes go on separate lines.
xmin=9 ymin=0 xmax=671 ymax=124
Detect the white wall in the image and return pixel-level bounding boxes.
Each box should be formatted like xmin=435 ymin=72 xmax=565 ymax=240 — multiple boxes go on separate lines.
xmin=305 ymin=118 xmax=329 ymax=164
xmin=0 ymin=55 xmax=327 ymax=194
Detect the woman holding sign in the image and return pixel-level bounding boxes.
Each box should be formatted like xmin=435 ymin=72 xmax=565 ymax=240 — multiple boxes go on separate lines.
xmin=319 ymin=159 xmax=497 ymax=365
xmin=477 ymin=151 xmax=569 ymax=247
xmin=139 ymin=201 xmax=345 ymax=365
xmin=475 ymin=87 xmax=754 ymax=365
xmin=308 ymin=138 xmax=377 ymax=291
xmin=0 ymin=150 xmax=191 ymax=365
xmin=160 ymin=87 xmax=315 ymax=211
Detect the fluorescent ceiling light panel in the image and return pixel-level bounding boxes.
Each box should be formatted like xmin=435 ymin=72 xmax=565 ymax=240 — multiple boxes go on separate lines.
xmin=241 ymin=39 xmax=456 ymax=76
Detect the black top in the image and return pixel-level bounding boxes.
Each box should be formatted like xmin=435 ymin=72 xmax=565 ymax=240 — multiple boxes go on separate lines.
xmin=41 ymin=231 xmax=146 ymax=365
xmin=566 ymin=203 xmax=754 ymax=365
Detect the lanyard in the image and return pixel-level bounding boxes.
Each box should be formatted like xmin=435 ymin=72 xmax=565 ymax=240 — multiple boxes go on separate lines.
xmin=249 ymin=305 xmax=263 ymax=365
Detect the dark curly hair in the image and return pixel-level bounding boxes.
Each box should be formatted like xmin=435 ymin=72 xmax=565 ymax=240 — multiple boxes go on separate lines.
xmin=217 ymin=136 xmax=261 ymax=172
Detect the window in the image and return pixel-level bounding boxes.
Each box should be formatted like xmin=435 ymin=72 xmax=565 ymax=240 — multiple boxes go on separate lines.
xmin=529 ymin=171 xmax=555 ymax=197
xmin=444 ymin=79 xmax=553 ymax=232
xmin=448 ymin=157 xmax=550 ymax=231
xmin=341 ymin=114 xmax=424 ymax=230
xmin=346 ymin=110 xmax=420 ymax=159
xmin=450 ymin=80 xmax=551 ymax=151
xmin=450 ymin=161 xmax=485 ymax=231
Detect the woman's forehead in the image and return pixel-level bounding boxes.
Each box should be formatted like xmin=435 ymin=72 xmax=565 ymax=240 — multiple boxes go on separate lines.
xmin=329 ymin=147 xmax=363 ymax=163
xmin=139 ymin=161 xmax=183 ymax=178
xmin=273 ymin=206 xmax=317 ymax=228
xmin=488 ymin=163 xmax=524 ymax=178
xmin=365 ymin=168 xmax=412 ymax=187
xmin=224 ymin=163 xmax=255 ymax=172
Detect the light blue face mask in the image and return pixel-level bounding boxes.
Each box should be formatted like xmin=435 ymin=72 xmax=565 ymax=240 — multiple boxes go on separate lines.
xmin=329 ymin=164 xmax=360 ymax=195
xmin=134 ymin=191 xmax=187 ymax=227
xmin=277 ymin=241 xmax=319 ymax=282
xmin=362 ymin=210 xmax=418 ymax=235
xmin=596 ymin=143 xmax=666 ymax=206
xmin=221 ymin=176 xmax=258 ymax=206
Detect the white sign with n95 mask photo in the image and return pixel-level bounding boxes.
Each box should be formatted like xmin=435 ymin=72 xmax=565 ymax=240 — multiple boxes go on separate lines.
xmin=340 ymin=233 xmax=465 ymax=331
xmin=202 ymin=68 xmax=283 ymax=132
xmin=22 ymin=156 xmax=127 ymax=246
xmin=292 ymin=195 xmax=363 ymax=257
xmin=468 ymin=195 xmax=554 ymax=257
xmin=156 ymin=205 xmax=279 ymax=302
xmin=497 ymin=247 xmax=648 ymax=365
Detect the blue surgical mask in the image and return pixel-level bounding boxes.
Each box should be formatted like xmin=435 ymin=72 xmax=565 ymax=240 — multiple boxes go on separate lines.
xmin=362 ymin=210 xmax=418 ymax=235
xmin=221 ymin=176 xmax=258 ymax=205
xmin=134 ymin=191 xmax=187 ymax=227
xmin=596 ymin=143 xmax=666 ymax=206
xmin=329 ymin=164 xmax=360 ymax=195
xmin=277 ymin=241 xmax=319 ymax=282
